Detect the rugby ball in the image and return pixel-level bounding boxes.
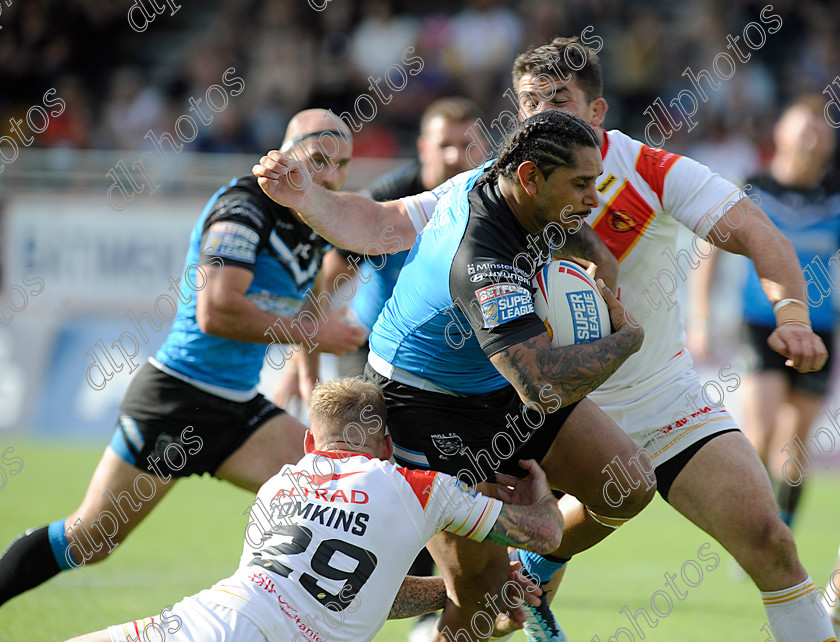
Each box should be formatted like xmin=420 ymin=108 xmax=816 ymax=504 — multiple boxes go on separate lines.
xmin=532 ymin=260 xmax=611 ymax=347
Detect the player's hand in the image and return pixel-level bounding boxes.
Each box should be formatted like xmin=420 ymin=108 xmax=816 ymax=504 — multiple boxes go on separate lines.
xmin=507 ymin=560 xmax=542 ymax=606
xmin=494 ymin=459 xmax=554 ymax=507
xmin=311 ymin=306 xmax=365 ymax=356
xmin=767 ymin=323 xmax=827 ymax=373
xmin=488 ymin=559 xmax=544 ymax=634
xmin=597 ymin=279 xmax=644 ymax=347
xmin=253 ymin=150 xmax=313 ymax=211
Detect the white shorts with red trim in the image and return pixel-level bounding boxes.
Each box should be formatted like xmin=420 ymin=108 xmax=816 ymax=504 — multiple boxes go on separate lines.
xmin=593 ymin=362 xmax=740 ymax=469
xmin=107 ymin=594 xmax=267 ymax=642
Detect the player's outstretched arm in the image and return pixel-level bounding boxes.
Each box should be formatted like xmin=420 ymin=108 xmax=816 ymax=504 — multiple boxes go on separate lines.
xmin=708 ymin=197 xmax=827 ymax=372
xmin=253 ymin=150 xmax=417 ymax=253
xmin=388 ymin=563 xmax=542 ymax=620
xmin=490 ymin=280 xmax=644 ymax=409
xmin=483 ymin=459 xmax=564 ymax=554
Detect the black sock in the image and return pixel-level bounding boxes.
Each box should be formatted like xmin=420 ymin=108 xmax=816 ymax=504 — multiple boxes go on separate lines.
xmin=0 ymin=526 xmax=61 ymax=606
xmin=777 ymin=480 xmax=804 ymax=528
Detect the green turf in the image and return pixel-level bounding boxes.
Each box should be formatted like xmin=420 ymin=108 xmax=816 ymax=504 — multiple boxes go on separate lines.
xmin=0 ymin=441 xmax=837 ymax=641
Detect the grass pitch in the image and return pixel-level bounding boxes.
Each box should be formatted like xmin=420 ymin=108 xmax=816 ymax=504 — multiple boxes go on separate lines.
xmin=1 ymin=440 xmax=837 ymax=641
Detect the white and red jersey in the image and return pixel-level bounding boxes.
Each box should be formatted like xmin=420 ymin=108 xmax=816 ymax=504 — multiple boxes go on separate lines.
xmin=402 ymin=130 xmax=743 ymax=437
xmin=200 ymin=451 xmax=501 ymax=642
xmin=582 ymin=129 xmax=741 ymax=417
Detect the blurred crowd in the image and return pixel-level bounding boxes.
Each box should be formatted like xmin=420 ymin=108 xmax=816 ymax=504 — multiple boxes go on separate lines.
xmin=2 ymin=0 xmax=839 ymax=170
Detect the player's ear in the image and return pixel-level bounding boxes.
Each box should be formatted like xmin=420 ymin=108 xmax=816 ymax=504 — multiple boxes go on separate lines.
xmin=381 ymin=433 xmax=394 ymax=461
xmin=304 ymin=430 xmax=316 ymax=454
xmin=516 ymin=161 xmax=540 ymax=196
xmin=589 ymin=97 xmax=608 ymax=129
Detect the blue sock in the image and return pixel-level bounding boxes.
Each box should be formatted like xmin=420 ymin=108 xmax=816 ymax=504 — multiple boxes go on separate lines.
xmin=47 ymin=519 xmax=78 ymax=570
xmin=519 ymin=549 xmax=566 ymax=584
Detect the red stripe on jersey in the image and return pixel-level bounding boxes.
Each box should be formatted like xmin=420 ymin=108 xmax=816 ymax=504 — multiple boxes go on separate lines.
xmin=557 ymin=265 xmax=592 ymax=286
xmin=396 ymin=467 xmax=439 ymax=510
xmin=535 ymin=270 xmax=548 ymax=301
xmin=464 ymin=500 xmax=491 ymax=538
xmin=600 ymin=130 xmax=610 ymax=160
xmin=634 ymin=146 xmax=680 ymax=207
xmin=592 ymin=180 xmax=656 ymax=262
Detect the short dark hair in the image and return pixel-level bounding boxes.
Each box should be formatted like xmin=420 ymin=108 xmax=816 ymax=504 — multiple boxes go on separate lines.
xmin=481 ymin=109 xmax=599 ymax=185
xmin=512 ymin=36 xmax=603 ymax=103
xmin=420 ymin=96 xmax=483 ymax=135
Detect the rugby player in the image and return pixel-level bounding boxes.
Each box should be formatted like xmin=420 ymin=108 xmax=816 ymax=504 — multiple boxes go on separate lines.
xmin=257 ymin=37 xmax=836 ymax=642
xmin=333 ymin=95 xmax=484 ymax=642
xmin=255 ymin=109 xmax=656 ymax=642
xmin=0 ymin=109 xmax=364 ymax=606
xmin=335 ymin=96 xmax=484 ymax=377
xmin=65 ymin=378 xmax=563 ymax=642
xmin=503 ymin=39 xmax=834 ymax=642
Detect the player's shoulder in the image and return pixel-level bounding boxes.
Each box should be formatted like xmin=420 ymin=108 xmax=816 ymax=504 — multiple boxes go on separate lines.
xmin=607 ymin=129 xmax=682 ymax=176
xmin=207 ymin=175 xmax=288 ymax=232
xmin=390 ymin=465 xmax=441 ymax=510
xmin=605 ymin=129 xmax=689 ymax=203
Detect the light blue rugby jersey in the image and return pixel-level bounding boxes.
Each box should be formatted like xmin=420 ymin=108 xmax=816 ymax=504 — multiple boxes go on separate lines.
xmin=155 ymin=176 xmax=331 ymax=395
xmin=742 ymin=175 xmax=840 ymax=332
xmin=369 ymin=164 xmax=550 ymax=395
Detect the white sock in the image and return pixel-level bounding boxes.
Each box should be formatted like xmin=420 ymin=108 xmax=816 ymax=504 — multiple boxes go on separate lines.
xmin=823 ymin=576 xmax=840 ymax=637
xmin=761 ymin=576 xmax=837 ymax=642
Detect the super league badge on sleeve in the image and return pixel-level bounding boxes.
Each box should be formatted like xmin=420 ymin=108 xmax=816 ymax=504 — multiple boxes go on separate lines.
xmin=476 ymin=283 xmax=534 ymax=329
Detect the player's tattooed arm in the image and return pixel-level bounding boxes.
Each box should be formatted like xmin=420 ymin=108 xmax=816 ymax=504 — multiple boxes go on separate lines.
xmin=388 ymin=576 xmax=447 ymax=619
xmin=490 ymin=283 xmax=643 ymax=407
xmin=388 ymin=563 xmax=544 ymax=619
xmin=485 ymin=461 xmax=563 ymax=553
xmin=553 ymin=223 xmax=618 ymax=292
xmin=485 ymin=502 xmax=562 ymax=553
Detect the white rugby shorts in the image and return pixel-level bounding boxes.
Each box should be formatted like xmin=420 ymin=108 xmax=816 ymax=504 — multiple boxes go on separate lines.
xmin=107 ymin=594 xmax=267 ymax=642
xmin=593 ymin=363 xmax=740 ymax=470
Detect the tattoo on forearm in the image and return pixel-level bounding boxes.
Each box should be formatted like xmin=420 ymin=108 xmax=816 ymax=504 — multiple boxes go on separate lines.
xmin=486 ymin=504 xmax=557 ymax=551
xmin=495 ymin=329 xmax=642 ymax=406
xmin=388 ymin=576 xmax=447 ymax=620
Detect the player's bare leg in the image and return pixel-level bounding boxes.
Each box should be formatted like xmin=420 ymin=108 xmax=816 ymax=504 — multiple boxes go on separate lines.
xmin=0 ymin=444 xmax=180 ymax=605
xmin=667 ymin=431 xmax=835 ymax=640
xmin=742 ymin=371 xmax=787 ymax=464
xmin=456 ymin=400 xmax=654 ymax=641
xmin=60 ymin=448 xmax=178 ymax=566
xmin=538 ymin=400 xmax=655 ymax=556
xmin=215 ymin=413 xmax=307 ymax=492
xmin=775 ymin=389 xmax=824 ymax=526
xmin=427 ymin=523 xmax=512 ymax=642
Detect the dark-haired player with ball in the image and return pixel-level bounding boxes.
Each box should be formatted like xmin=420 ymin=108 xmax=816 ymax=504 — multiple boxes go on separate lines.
xmin=255 ymin=108 xmax=655 ymax=642
xmin=258 ymin=34 xmax=834 ymax=642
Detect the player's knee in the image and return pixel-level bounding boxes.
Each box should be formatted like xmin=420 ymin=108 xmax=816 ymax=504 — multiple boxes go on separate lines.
xmin=619 ymin=481 xmax=656 ymax=517
xmin=753 ymin=517 xmax=799 ymax=570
